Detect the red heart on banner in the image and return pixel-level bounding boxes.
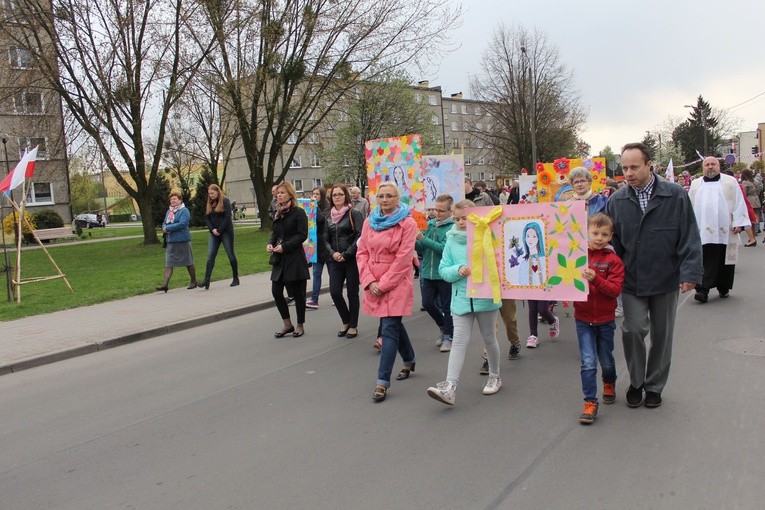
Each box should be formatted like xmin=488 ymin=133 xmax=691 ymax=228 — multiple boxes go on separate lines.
xmin=531 ymin=265 xmax=539 ymax=273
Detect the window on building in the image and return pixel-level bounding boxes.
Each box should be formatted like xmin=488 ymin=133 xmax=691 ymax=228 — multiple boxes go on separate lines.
xmin=464 ymin=139 xmax=470 ymax=148
xmin=9 ymin=46 xmax=35 ymax=69
xmin=307 ymin=132 xmax=318 ymax=144
xmin=452 ymin=139 xmax=459 ymax=148
xmin=451 ymin=121 xmax=459 ymax=132
xmin=342 ymin=157 xmax=350 ymax=167
xmin=463 ymin=123 xmax=470 ymax=132
xmin=461 ymin=104 xmax=468 ymax=114
xmin=2 ymin=0 xmax=18 ymax=11
xmin=475 ymin=106 xmax=481 ymax=116
xmin=290 ymin=157 xmax=301 ymax=168
xmin=292 ymin=179 xmax=303 ymax=192
xmin=465 ymin=155 xmax=472 ymax=166
xmin=13 ymin=91 xmax=44 ymax=114
xmin=475 ymin=139 xmax=484 ymax=149
xmin=450 ymin=104 xmax=457 ymax=114
xmin=338 ymin=111 xmax=349 ymax=122
xmin=431 ymin=115 xmax=439 ymax=125
xmin=476 ymin=123 xmax=483 ymax=132
xmin=428 ymin=95 xmax=438 ymax=106
xmin=287 ymin=132 xmax=298 ymax=144
xmin=414 ymin=93 xmax=422 ymax=104
xmin=313 ymin=178 xmax=323 ymax=188
xmin=18 ymin=137 xmax=47 ymax=159
xmin=478 ymin=157 xmax=485 ymax=166
xmin=310 ymin=154 xmax=321 ymax=167
xmin=28 ymin=182 xmax=53 ymax=205
xmin=478 ymin=172 xmax=485 ymax=181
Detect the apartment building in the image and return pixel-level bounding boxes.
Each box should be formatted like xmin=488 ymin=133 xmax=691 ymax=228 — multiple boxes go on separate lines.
xmin=0 ymin=0 xmax=71 ymax=222
xmin=224 ymin=80 xmax=508 ymax=208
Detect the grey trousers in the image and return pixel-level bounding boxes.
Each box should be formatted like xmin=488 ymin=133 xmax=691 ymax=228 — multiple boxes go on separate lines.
xmin=621 ymin=290 xmax=679 ymax=393
xmin=447 ymin=310 xmax=500 ymax=386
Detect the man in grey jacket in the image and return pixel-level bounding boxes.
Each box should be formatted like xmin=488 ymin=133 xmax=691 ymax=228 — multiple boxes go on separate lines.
xmin=606 ymin=142 xmax=702 ymax=409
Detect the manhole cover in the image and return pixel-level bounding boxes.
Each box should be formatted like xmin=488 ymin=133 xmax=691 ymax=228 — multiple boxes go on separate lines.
xmin=715 ymin=338 xmax=765 ymax=357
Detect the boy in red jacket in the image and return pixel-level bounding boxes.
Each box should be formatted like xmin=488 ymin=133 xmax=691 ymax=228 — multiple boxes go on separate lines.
xmin=574 ymin=213 xmax=624 ymax=424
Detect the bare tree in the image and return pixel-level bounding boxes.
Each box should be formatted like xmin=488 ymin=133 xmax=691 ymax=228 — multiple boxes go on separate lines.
xmin=199 ymin=0 xmax=461 ymax=227
xmin=469 ymin=24 xmax=587 ymax=173
xmin=167 ymin=69 xmax=239 ymax=186
xmin=1 ymin=0 xmax=214 ymax=244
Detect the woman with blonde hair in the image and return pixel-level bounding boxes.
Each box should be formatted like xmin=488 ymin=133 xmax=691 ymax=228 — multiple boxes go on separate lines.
xmin=357 ymin=182 xmax=418 ymax=402
xmin=199 ymin=184 xmax=239 ymax=289
xmin=156 ymin=189 xmax=196 ymax=292
xmin=268 ymin=181 xmax=310 ymax=337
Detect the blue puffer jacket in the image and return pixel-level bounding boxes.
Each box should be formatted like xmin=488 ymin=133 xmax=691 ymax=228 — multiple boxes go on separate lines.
xmin=438 ymin=225 xmax=501 ymax=316
xmin=163 ymin=206 xmax=191 ymax=243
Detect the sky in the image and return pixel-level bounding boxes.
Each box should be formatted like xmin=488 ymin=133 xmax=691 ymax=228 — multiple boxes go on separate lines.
xmin=429 ymin=0 xmax=765 ymax=155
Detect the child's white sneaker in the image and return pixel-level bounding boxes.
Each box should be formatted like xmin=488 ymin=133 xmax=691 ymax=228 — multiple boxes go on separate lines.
xmin=482 ymin=374 xmax=502 ymax=395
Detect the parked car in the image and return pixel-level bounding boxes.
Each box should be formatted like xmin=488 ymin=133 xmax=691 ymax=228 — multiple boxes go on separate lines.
xmin=72 ymin=213 xmax=106 ymax=231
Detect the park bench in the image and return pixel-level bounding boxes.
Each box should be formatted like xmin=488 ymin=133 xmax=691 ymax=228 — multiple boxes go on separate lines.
xmin=33 ymin=227 xmax=77 ymax=243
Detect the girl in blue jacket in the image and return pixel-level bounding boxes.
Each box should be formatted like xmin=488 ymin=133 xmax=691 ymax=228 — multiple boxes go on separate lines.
xmin=426 ymin=200 xmax=503 ymax=405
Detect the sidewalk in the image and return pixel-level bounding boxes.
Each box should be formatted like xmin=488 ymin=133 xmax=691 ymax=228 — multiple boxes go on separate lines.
xmin=0 ymin=271 xmax=306 ymax=376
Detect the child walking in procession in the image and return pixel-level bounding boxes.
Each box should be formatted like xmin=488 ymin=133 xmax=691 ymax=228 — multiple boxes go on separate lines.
xmin=427 ymin=200 xmax=502 ymax=405
xmin=416 ymin=195 xmax=455 ymax=351
xmin=574 ymin=213 xmax=624 ymax=424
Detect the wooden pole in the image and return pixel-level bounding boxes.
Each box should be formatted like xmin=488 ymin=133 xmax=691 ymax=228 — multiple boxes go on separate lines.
xmin=15 ymin=180 xmax=24 ymax=303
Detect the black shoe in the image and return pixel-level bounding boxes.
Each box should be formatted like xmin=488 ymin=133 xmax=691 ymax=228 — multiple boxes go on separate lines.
xmin=230 ymin=277 xmax=240 ymax=287
xmin=187 ymin=281 xmax=198 ymax=290
xmin=199 ymin=279 xmax=210 ymax=290
xmin=274 ymin=326 xmax=295 ymax=338
xmin=479 ymin=358 xmax=489 ymax=375
xmin=718 ymin=290 xmax=729 ymax=298
xmin=644 ymin=391 xmax=662 ymax=408
xmin=626 ymin=385 xmax=643 ymax=408
xmin=694 ymin=292 xmax=708 ymax=303
xmin=156 ymin=285 xmax=168 ymax=293
xmin=508 ymin=345 xmax=520 ymax=360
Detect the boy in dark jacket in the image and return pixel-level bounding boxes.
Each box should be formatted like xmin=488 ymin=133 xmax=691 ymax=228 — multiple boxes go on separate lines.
xmin=574 ymin=213 xmax=624 ymax=425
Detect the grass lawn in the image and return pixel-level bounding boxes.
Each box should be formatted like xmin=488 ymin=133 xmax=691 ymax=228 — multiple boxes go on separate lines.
xmin=0 ymin=225 xmax=272 ymax=321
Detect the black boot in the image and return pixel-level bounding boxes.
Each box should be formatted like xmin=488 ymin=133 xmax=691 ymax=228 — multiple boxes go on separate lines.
xmin=230 ymin=277 xmax=240 ymax=287
xmin=199 ymin=279 xmax=210 ymax=290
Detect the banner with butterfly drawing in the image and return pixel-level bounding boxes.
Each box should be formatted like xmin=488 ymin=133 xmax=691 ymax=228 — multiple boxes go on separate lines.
xmin=465 ymin=201 xmax=589 ymax=302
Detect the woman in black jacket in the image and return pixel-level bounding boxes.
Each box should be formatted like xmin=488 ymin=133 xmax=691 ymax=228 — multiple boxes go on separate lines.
xmin=200 ymin=184 xmax=239 ymax=290
xmin=268 ymin=181 xmax=310 ymax=337
xmin=325 ymin=184 xmax=364 ymax=338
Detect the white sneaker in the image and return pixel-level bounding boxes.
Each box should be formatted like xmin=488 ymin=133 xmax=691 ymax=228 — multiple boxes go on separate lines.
xmin=483 ymin=374 xmax=502 ymax=395
xmin=526 ymin=335 xmax=538 ymax=348
xmin=549 ymin=316 xmax=559 ymax=338
xmin=427 ymin=381 xmax=456 ymax=405
xmin=440 ymin=340 xmax=452 ymax=352
xmin=435 ymin=334 xmax=443 ymax=347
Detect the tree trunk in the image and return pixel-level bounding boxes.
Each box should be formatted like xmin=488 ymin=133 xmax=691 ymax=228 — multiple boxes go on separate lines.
xmin=136 ymin=194 xmax=160 ymax=245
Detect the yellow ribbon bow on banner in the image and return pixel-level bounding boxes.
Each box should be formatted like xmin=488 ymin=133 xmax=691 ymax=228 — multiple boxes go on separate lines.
xmin=468 ymin=206 xmax=503 ymax=303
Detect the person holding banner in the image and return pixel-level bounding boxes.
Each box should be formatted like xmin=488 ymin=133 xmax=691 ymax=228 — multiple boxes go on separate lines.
xmin=426 ymin=199 xmax=502 ymax=406
xmin=357 ymin=182 xmax=418 ymax=403
xmin=268 ymin=182 xmax=309 ymax=338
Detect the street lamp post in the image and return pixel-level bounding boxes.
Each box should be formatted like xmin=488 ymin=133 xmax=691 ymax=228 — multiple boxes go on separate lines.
xmin=520 ymin=46 xmax=537 ymax=171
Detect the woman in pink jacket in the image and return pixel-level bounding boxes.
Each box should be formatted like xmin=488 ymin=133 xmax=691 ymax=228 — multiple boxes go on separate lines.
xmin=357 ymin=182 xmax=418 ymax=402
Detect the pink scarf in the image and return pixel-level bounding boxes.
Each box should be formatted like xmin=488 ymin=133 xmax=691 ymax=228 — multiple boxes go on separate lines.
xmin=331 ymin=204 xmax=351 ymax=224
xmin=166 ymin=203 xmax=184 ymax=223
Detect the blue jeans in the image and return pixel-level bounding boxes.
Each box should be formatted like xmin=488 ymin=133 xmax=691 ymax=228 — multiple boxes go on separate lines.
xmin=575 ymin=320 xmax=616 ymax=402
xmin=310 ymin=261 xmax=325 ymax=303
xmin=204 ymin=230 xmax=238 ymax=281
xmin=421 ymin=278 xmax=453 ymax=336
xmin=377 ymin=316 xmax=415 ymax=387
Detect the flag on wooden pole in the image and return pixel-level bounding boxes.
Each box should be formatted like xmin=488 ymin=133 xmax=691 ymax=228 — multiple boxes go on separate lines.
xmin=0 ymin=147 xmax=38 ymax=195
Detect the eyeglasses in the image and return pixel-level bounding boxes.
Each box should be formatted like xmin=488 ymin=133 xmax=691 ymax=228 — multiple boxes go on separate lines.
xmin=331 ymin=193 xmax=345 ymax=197
xmin=572 ymin=180 xmax=589 ymax=185
xmin=377 ymin=194 xmax=397 ymax=199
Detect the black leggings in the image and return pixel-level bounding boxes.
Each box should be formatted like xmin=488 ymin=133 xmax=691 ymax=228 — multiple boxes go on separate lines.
xmin=273 ymin=280 xmax=306 ymax=324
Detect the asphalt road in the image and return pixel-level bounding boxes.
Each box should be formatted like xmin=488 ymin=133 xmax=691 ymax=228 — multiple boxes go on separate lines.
xmin=1 ymin=250 xmax=764 ymax=509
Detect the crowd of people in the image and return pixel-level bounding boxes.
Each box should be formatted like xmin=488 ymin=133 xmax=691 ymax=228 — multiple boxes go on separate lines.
xmin=155 ymin=142 xmax=761 ymax=424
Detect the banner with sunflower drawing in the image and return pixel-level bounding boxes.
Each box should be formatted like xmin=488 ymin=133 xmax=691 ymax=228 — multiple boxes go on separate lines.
xmin=465 ymin=201 xmax=589 ymax=302
xmin=534 ymin=157 xmax=607 ymax=202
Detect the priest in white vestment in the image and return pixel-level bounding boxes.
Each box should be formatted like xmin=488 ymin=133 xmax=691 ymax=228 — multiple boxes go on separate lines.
xmin=688 ymin=157 xmax=750 ymax=302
